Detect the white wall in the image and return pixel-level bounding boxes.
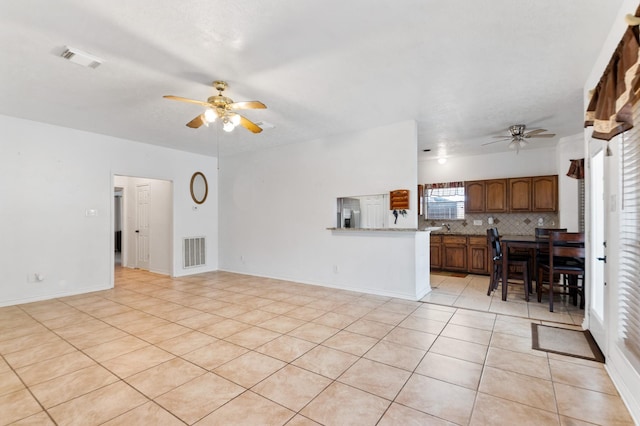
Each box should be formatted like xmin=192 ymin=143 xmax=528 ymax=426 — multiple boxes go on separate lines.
xmin=219 ymin=120 xmax=424 ymax=298
xmin=419 ymin=146 xmax=558 ymax=183
xmin=556 ymin=134 xmax=583 ymax=231
xmin=0 ymin=114 xmax=218 ymax=306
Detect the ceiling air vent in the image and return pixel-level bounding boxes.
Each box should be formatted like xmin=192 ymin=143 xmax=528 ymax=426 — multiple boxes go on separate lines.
xmin=60 ymin=47 xmax=103 ymax=69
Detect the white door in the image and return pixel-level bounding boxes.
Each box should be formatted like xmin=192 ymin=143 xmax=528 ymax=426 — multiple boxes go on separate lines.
xmin=361 ymin=196 xmax=385 ymax=228
xmin=136 ymin=184 xmax=150 ymax=270
xmin=588 ymin=140 xmax=607 ymax=351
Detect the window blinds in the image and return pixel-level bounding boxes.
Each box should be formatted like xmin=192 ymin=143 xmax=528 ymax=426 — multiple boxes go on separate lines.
xmin=618 ymin=104 xmax=640 ymax=369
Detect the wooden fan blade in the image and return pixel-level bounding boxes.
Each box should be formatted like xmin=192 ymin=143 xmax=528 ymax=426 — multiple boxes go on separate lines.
xmin=239 ymin=115 xmax=263 ymax=133
xmin=528 ymin=133 xmax=556 ymax=138
xmin=228 ymin=100 xmax=267 ymax=110
xmin=164 ymin=95 xmax=212 ymax=108
xmin=524 ymin=129 xmax=546 ymax=137
xmin=186 ymin=114 xmax=206 ymax=129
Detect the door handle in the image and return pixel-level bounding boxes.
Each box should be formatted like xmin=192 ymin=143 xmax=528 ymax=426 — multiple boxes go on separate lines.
xmin=597 ymin=256 xmax=606 ymax=263
xmin=135 ymin=230 xmax=140 ymax=233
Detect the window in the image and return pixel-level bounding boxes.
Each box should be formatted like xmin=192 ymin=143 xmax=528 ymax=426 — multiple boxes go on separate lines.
xmin=618 ymin=107 xmax=640 ymax=371
xmin=424 ymin=182 xmax=465 ymax=220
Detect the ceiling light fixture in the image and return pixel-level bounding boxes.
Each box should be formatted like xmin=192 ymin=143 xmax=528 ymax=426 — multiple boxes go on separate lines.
xmin=203 ymin=109 xmax=217 ymax=123
xmin=508 ymin=137 xmax=528 ymax=153
xmin=222 ymin=116 xmax=235 ymax=132
xmin=60 ymin=46 xmax=103 ymax=68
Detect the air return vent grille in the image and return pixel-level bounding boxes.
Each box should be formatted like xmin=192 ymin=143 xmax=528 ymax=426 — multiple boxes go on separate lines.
xmin=183 ymin=237 xmax=205 ymax=268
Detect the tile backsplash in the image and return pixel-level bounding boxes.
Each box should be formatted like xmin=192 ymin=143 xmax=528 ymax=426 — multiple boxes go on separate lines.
xmin=420 ymin=212 xmax=559 ymax=236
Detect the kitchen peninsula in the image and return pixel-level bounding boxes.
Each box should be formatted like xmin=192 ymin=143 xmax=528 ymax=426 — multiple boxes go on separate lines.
xmin=327 ymin=227 xmax=437 ymax=301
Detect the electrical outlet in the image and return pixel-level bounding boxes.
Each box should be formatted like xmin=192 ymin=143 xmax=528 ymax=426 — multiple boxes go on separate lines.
xmin=473 ymin=220 xmax=482 ymax=226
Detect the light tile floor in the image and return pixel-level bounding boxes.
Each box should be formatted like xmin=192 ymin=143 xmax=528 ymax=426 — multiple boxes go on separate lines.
xmin=424 ymin=273 xmax=586 ymax=326
xmin=0 ymin=268 xmax=634 ymax=425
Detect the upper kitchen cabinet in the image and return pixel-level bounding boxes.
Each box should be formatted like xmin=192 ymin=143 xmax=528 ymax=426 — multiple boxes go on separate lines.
xmin=465 ymin=179 xmax=507 ymax=213
xmin=485 ymin=179 xmax=508 ymax=213
xmin=508 ymin=175 xmax=558 ymax=212
xmin=508 ymin=177 xmax=532 ymax=212
xmin=532 ymin=175 xmax=558 ymax=212
xmin=465 ymin=180 xmax=485 ymax=213
xmin=465 ymin=175 xmax=558 ymax=214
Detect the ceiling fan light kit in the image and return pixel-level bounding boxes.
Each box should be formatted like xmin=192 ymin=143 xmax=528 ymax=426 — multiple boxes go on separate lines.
xmin=163 ymin=81 xmax=266 ymax=133
xmin=482 ymin=124 xmax=556 ymax=154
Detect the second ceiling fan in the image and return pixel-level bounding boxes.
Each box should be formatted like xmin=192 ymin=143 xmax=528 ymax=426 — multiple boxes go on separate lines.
xmin=164 ymin=81 xmax=266 ymax=133
xmin=483 ymin=124 xmax=556 ymax=153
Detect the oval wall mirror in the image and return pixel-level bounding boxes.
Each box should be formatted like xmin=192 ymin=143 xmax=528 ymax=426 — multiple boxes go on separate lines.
xmin=190 ymin=172 xmax=208 ymax=204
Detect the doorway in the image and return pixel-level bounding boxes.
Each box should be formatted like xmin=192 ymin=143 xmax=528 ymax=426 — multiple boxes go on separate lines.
xmin=113 ymin=175 xmax=173 ymax=277
xmin=588 ymin=140 xmax=607 ymax=352
xmin=114 ymin=187 xmax=123 ymax=266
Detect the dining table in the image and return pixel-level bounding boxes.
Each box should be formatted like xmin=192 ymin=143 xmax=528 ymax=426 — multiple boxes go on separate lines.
xmin=499 ymin=234 xmax=546 ymax=301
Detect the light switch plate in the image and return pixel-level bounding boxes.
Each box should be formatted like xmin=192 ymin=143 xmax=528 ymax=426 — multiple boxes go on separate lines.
xmin=473 ymin=220 xmax=482 ymax=226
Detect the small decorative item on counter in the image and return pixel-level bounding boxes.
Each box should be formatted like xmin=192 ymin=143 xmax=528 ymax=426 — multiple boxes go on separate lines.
xmin=392 ymin=209 xmax=407 ymax=224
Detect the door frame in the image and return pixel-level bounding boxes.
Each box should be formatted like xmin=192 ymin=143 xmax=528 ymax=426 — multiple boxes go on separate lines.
xmin=586 ymin=138 xmax=608 ymax=354
xmin=111 ymin=174 xmax=174 ymax=287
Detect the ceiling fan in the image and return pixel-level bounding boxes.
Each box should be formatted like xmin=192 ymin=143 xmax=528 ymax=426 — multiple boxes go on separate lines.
xmin=164 ymin=81 xmax=266 ymax=133
xmin=483 ymin=124 xmax=556 ymax=153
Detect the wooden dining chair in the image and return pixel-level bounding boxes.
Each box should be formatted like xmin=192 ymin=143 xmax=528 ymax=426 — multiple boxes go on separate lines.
xmin=486 ymin=228 xmax=531 ymax=301
xmin=534 ymin=227 xmax=567 ymax=285
xmin=536 ymin=231 xmax=585 ymax=312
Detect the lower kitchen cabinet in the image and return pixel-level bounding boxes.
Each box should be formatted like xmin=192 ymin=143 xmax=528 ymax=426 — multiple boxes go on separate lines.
xmin=430 ymin=235 xmax=442 ymax=269
xmin=431 ymin=234 xmax=490 ymax=275
xmin=442 ymin=235 xmax=468 ymax=272
xmin=468 ymin=236 xmax=490 ymax=274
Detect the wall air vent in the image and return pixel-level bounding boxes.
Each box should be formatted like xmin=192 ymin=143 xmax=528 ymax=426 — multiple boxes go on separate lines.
xmin=60 ymin=46 xmax=103 ymax=69
xmin=183 ymin=237 xmax=206 ymax=268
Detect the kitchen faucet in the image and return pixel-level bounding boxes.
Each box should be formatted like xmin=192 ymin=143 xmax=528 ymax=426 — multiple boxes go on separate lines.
xmin=441 ymin=223 xmax=451 ymax=232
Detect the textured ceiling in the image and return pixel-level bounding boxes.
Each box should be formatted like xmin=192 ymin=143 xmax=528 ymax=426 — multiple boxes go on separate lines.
xmin=0 ymin=0 xmax=625 ymax=159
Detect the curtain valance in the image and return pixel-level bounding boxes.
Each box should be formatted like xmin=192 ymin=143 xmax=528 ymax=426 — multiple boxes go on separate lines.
xmin=566 ymin=158 xmax=585 ymax=180
xmin=585 ymin=6 xmax=640 ymax=141
xmin=424 ymin=181 xmax=464 ymax=189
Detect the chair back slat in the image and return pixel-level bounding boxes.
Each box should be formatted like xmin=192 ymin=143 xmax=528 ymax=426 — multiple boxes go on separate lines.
xmin=486 ymin=228 xmax=501 ymax=260
xmin=548 ymin=231 xmax=585 ymax=262
xmin=535 ymin=227 xmax=568 ymax=238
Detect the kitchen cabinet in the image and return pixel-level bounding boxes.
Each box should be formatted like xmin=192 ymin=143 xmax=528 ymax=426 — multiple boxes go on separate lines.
xmin=508 ymin=177 xmax=532 ymax=212
xmin=507 ymin=175 xmax=558 ymax=212
xmin=464 ymin=181 xmax=485 ymax=213
xmin=467 ymin=175 xmax=558 ymax=214
xmin=532 ymin=175 xmax=558 ymax=212
xmin=442 ymin=235 xmax=467 ymax=271
xmin=465 ymin=179 xmax=507 ymax=213
xmin=430 ymin=234 xmax=490 ymax=275
xmin=467 ymin=235 xmax=490 ymax=274
xmin=430 ymin=235 xmax=442 ymax=269
xmin=485 ymin=179 xmax=508 ymax=213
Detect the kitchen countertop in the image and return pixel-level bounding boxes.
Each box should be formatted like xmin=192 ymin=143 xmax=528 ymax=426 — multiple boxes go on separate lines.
xmin=327 ymin=227 xmax=433 ymax=232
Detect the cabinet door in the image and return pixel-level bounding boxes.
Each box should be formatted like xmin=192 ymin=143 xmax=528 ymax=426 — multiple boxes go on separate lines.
xmin=430 ymin=243 xmax=442 ymax=269
xmin=509 ymin=177 xmax=532 ymax=212
xmin=465 ymin=180 xmax=485 ymax=213
xmin=467 ymin=236 xmax=489 ymax=274
xmin=485 ymin=179 xmax=508 ymax=212
xmin=443 ymin=245 xmax=467 ymax=271
xmin=532 ymin=175 xmax=558 ymax=212
xmin=442 ymin=236 xmax=467 ymax=271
